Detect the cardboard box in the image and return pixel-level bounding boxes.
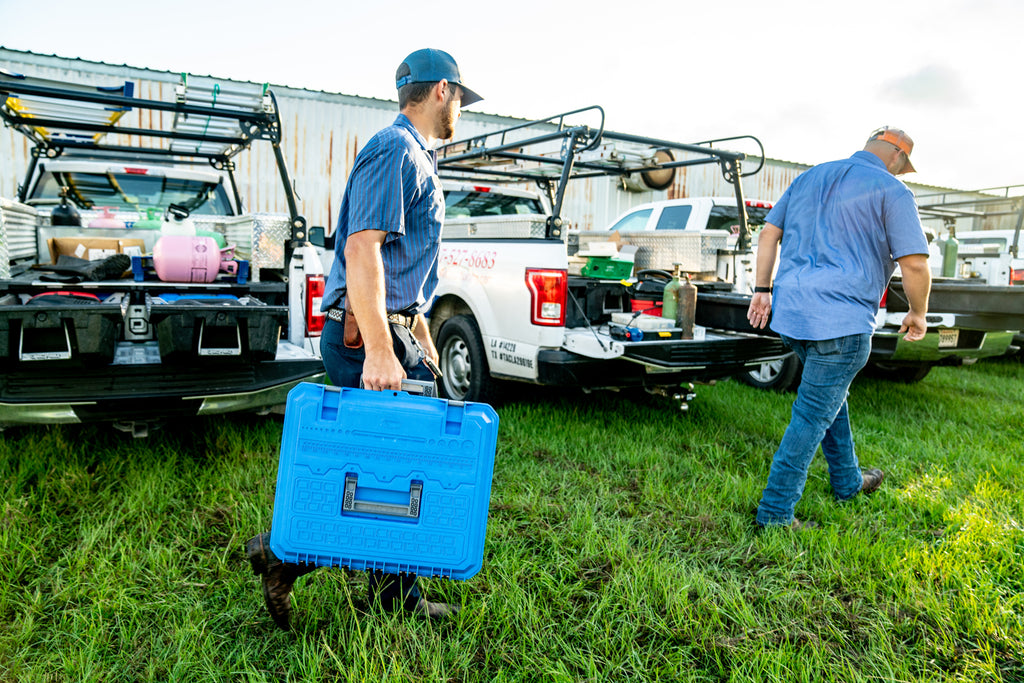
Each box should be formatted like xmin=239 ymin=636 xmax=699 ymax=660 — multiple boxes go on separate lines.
xmin=48 ymin=237 xmax=147 ymax=264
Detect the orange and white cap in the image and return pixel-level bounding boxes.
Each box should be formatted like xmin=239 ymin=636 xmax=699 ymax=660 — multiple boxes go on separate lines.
xmin=867 ymin=126 xmax=916 ymax=173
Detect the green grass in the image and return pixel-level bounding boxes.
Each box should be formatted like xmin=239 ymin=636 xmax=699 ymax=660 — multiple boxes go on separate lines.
xmin=1 ymin=359 xmax=1023 ymax=682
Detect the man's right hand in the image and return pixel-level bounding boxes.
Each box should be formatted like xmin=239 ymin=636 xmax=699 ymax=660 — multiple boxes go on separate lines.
xmin=747 ymin=292 xmax=772 ymax=329
xmin=360 ymin=348 xmax=406 ymax=391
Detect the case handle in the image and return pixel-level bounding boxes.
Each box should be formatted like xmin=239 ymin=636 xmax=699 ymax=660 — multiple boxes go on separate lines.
xmin=342 ymin=475 xmax=422 ymax=518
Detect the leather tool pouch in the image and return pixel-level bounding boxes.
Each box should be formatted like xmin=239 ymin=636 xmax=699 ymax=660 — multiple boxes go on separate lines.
xmin=343 ymin=309 xmax=363 ymax=349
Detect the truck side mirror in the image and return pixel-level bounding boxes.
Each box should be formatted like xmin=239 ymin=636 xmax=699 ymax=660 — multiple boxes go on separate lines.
xmin=308 ymin=226 xmax=335 ymax=250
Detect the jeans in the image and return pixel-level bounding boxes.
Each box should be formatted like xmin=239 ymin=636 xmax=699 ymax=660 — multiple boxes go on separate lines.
xmin=755 ymin=333 xmax=872 ymax=526
xmin=320 ymin=316 xmax=434 ymax=388
xmin=311 ymin=316 xmax=433 ymax=608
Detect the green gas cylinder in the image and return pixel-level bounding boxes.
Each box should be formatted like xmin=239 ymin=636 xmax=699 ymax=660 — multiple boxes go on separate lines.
xmin=134 ymin=208 xmax=164 ymax=231
xmin=941 ymin=229 xmax=959 ymax=278
xmin=661 ymin=264 xmax=682 ymax=321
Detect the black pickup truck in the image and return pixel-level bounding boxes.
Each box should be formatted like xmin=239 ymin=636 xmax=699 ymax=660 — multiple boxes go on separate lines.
xmin=0 ymin=68 xmax=326 ymax=435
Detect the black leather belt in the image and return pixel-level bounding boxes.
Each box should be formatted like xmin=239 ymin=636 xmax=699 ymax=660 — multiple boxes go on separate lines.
xmin=327 ymin=307 xmax=416 ymax=330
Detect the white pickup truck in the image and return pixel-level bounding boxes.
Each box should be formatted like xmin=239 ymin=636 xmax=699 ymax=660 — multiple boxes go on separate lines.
xmin=420 ymin=108 xmax=790 ymax=407
xmin=0 ymin=69 xmax=326 ymax=435
xmin=589 ymin=193 xmax=1024 ymax=389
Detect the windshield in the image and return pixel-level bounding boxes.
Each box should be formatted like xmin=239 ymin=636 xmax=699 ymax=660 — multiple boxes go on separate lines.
xmin=445 ymin=190 xmax=545 ymax=218
xmin=31 ymin=170 xmax=235 ymax=215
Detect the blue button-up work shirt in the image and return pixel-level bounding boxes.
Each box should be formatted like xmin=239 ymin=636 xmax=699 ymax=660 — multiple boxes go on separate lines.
xmin=766 ymin=150 xmax=929 ymax=340
xmin=321 ymin=114 xmax=444 ymax=313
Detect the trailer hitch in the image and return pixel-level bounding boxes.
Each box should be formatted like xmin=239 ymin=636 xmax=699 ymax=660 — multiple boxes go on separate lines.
xmin=646 ymin=383 xmax=697 ymax=411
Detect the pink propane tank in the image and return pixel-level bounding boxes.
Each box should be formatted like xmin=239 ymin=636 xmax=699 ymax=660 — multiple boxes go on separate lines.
xmin=152 ymin=235 xmax=238 ymax=283
xmin=87 ymin=207 xmax=126 ymax=229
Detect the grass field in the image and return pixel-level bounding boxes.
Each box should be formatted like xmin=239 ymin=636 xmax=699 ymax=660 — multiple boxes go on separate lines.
xmin=1 ymin=358 xmax=1022 ymax=682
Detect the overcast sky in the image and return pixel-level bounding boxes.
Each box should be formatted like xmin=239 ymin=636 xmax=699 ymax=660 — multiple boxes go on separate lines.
xmin=1 ymin=0 xmax=1020 ymax=192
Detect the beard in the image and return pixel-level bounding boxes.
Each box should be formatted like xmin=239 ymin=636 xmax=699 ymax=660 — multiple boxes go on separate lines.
xmin=437 ymin=92 xmax=457 ymax=140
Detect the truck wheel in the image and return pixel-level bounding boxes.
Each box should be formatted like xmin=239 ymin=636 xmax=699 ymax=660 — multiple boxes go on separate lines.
xmin=866 ymin=362 xmax=933 ymax=383
xmin=736 ymin=353 xmax=802 ymax=392
xmin=436 ymin=315 xmax=498 ymax=403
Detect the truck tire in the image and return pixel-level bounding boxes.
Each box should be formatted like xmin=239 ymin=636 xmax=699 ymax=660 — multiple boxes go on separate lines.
xmin=436 ymin=315 xmax=499 ymax=403
xmin=866 ymin=362 xmax=933 ymax=383
xmin=736 ymin=353 xmax=802 ymax=392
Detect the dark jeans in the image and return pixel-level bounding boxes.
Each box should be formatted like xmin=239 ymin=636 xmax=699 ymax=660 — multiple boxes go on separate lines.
xmin=319 ymin=315 xmax=432 ymax=608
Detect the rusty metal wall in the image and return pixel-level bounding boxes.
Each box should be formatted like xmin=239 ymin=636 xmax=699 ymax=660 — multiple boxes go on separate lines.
xmin=0 ymin=48 xmax=972 ymax=235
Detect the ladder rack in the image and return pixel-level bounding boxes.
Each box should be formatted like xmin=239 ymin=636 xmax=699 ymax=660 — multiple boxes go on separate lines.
xmin=437 ymin=105 xmax=765 ymax=247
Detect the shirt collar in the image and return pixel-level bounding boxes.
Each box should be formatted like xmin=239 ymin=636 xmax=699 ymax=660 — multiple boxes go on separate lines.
xmin=850 ymin=150 xmax=887 ymax=170
xmin=394 ymin=113 xmax=430 ymax=152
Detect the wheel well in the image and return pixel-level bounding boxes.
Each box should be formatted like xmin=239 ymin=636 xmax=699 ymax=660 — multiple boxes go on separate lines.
xmin=428 ymin=295 xmax=474 ymax=340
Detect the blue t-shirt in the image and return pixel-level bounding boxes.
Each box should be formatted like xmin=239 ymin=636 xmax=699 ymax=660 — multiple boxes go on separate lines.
xmin=766 ymin=150 xmax=928 ymax=340
xmin=321 ymin=114 xmax=444 ymax=313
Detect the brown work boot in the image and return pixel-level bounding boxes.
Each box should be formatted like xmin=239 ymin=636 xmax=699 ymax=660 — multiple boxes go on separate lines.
xmin=411 ymin=597 xmax=462 ymax=620
xmin=860 ymin=468 xmax=885 ymax=495
xmin=245 ymin=532 xmax=316 ymax=631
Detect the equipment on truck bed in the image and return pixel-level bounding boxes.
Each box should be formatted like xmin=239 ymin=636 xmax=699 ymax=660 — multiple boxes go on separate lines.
xmin=437 ymin=105 xmax=765 ymax=250
xmin=0 ymin=68 xmax=306 ymax=249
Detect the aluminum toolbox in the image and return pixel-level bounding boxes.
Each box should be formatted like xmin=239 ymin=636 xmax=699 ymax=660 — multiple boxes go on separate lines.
xmin=0 ymin=199 xmax=39 ymax=279
xmin=269 ymin=383 xmax=499 ymax=580
xmin=442 ymin=214 xmax=547 ymax=239
xmin=574 ymin=230 xmax=727 ymax=273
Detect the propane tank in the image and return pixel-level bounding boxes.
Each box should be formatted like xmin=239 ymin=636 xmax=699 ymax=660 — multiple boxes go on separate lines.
xmin=661 ymin=263 xmax=682 ymax=321
xmin=676 ymin=273 xmax=697 ymax=339
xmin=88 ymin=206 xmax=125 ymax=229
xmin=50 ymin=187 xmax=81 ymax=226
xmin=134 ymin=207 xmax=164 ymax=231
xmin=941 ymin=226 xmax=959 ymax=278
xmin=161 ymin=203 xmax=197 ymax=236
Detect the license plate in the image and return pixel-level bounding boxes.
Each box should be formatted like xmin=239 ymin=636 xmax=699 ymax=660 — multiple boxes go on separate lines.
xmin=938 ymin=329 xmax=959 ymax=348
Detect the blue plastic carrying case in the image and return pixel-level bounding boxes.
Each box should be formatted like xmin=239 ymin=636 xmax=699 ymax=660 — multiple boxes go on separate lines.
xmin=269 ymin=382 xmax=499 ymax=580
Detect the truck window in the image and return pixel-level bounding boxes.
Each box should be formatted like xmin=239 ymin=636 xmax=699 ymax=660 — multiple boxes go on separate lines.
xmin=655 ymin=205 xmax=693 ymax=230
xmin=31 ymin=171 xmax=235 ymax=216
xmin=445 ymin=190 xmax=545 ymax=218
xmin=707 ymin=204 xmax=772 ymax=232
xmin=608 ymin=208 xmax=652 ymax=232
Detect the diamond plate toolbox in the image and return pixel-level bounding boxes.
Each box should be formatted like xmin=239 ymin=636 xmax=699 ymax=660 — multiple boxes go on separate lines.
xmin=269 ymin=383 xmax=499 ymax=580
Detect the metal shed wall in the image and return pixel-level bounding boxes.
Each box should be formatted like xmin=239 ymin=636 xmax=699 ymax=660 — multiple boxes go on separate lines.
xmin=1 ymin=48 xmax=968 ymax=235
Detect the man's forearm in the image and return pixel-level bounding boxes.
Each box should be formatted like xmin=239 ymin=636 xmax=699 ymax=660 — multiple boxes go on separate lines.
xmin=755 ymin=224 xmax=783 ymax=288
xmin=897 ymin=253 xmax=931 ymax=315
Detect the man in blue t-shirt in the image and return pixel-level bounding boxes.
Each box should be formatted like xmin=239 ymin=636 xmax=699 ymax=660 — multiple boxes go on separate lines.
xmin=746 ymin=127 xmax=932 ymax=529
xmin=246 ymin=49 xmax=482 ymax=629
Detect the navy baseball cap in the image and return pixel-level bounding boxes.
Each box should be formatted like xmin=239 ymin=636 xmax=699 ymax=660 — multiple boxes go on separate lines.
xmin=396 ymin=49 xmax=482 ymax=107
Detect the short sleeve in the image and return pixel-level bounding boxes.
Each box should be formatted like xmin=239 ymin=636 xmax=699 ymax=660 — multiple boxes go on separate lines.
xmin=344 ymin=140 xmax=408 ymax=237
xmin=765 ymin=185 xmax=791 ymax=229
xmin=884 ymin=185 xmax=929 ymax=259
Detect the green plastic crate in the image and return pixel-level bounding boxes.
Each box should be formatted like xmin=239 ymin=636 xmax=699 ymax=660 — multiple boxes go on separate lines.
xmin=580 ymin=256 xmax=633 ymax=279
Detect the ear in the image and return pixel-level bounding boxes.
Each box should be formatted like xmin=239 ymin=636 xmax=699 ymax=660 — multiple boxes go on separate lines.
xmin=434 ymin=79 xmax=449 ymax=103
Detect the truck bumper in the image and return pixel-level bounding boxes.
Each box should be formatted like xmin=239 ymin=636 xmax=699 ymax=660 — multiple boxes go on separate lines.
xmin=538 ymin=332 xmax=789 ymax=387
xmin=870 ymin=327 xmax=1016 ymax=363
xmin=0 ymin=358 xmax=325 ymax=427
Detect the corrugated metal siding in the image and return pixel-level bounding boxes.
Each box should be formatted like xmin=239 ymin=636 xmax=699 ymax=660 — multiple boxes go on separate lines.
xmin=0 ymin=48 xmax=981 ymax=235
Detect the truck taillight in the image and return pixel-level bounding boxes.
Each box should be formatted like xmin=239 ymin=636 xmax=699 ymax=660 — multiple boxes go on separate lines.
xmin=1012 ymin=269 xmax=1024 ymax=285
xmin=879 ymin=289 xmax=888 ymax=308
xmin=525 ymin=268 xmax=567 ymax=326
xmin=306 ymin=274 xmax=326 ymax=336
